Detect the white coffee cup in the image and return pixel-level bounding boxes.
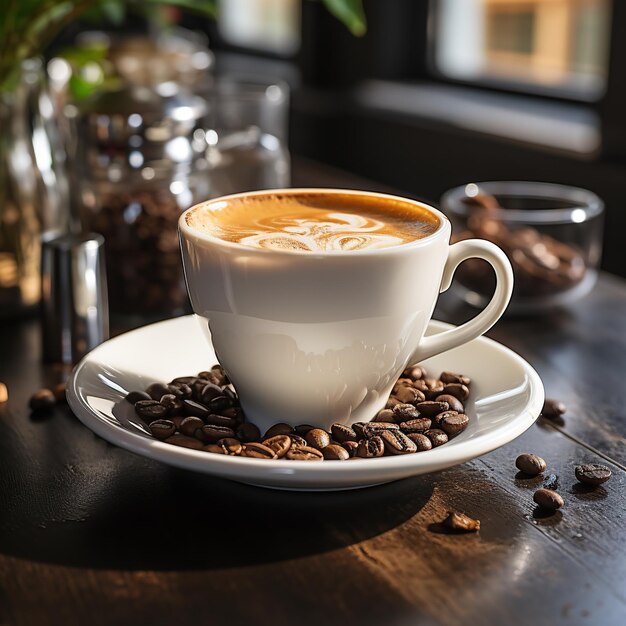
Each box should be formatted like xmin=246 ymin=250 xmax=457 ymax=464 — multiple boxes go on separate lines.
xmin=179 ymin=189 xmax=513 ymax=433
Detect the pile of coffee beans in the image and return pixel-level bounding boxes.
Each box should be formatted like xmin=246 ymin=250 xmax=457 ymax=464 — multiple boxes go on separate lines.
xmin=28 ymin=383 xmax=67 ymax=413
xmin=127 ymin=364 xmax=474 ymax=460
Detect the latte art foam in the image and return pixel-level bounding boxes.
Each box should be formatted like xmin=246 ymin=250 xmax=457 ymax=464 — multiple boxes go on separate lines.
xmin=186 ymin=192 xmax=439 ymax=252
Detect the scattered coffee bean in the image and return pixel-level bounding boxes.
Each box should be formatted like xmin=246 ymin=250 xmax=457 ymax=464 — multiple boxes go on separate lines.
xmin=149 ymin=419 xmax=176 ymax=440
xmin=134 ymin=400 xmax=168 ymax=422
xmin=399 ymin=418 xmax=432 ymax=434
xmin=165 ymin=434 xmax=203 ymax=450
xmin=357 ymin=436 xmax=385 ymax=458
xmin=331 ymin=423 xmax=357 ymax=443
xmin=440 ymin=371 xmax=471 ymax=386
xmin=542 ymin=398 xmax=567 ymax=419
xmin=29 ymin=388 xmax=56 ymax=412
xmin=322 ymin=444 xmax=350 ymax=460
xmin=441 ymin=511 xmax=480 ymax=533
xmin=380 ymin=430 xmax=417 ymax=455
xmin=415 ymin=401 xmax=449 ymax=417
xmin=393 ymin=403 xmax=420 ymax=421
xmin=305 ymin=428 xmax=331 ymax=450
xmin=263 ymin=435 xmax=292 ymax=458
xmin=435 ymin=394 xmax=464 ymax=413
xmin=0 ymin=382 xmax=8 ymax=403
xmin=425 ymin=429 xmax=449 ymax=447
xmin=146 ymin=382 xmax=171 ymax=401
xmin=237 ymin=422 xmax=261 ymax=443
xmin=218 ymin=437 xmax=243 ymax=456
xmin=182 ymin=399 xmax=209 ymax=419
xmin=442 ymin=383 xmax=470 ymax=401
xmin=264 ymin=423 xmax=294 ymax=438
xmin=201 ymin=424 xmax=236 ymax=443
xmin=342 ymin=440 xmax=359 ymax=457
xmin=440 ymin=413 xmax=469 ymax=437
xmin=53 ymin=383 xmax=67 ymax=403
xmin=293 ymin=424 xmax=315 ymax=436
xmin=533 ymin=488 xmax=564 ymax=511
xmin=180 ymin=416 xmax=204 ymax=438
xmin=575 ymin=464 xmax=611 ymax=486
xmin=241 ymin=442 xmax=277 ymax=459
xmin=515 ymin=453 xmax=547 ymax=476
xmin=406 ymin=433 xmax=432 ymax=451
xmin=286 ymin=446 xmax=324 ymax=461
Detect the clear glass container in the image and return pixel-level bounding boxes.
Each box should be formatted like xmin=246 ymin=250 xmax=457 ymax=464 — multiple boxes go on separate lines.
xmin=440 ymin=181 xmax=604 ymax=313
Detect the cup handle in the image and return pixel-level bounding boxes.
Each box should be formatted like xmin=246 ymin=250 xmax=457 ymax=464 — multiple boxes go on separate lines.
xmin=409 ymin=239 xmax=514 ymax=364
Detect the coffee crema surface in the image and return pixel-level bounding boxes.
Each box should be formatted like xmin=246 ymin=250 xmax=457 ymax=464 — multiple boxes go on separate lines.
xmin=186 ymin=192 xmax=440 ymax=252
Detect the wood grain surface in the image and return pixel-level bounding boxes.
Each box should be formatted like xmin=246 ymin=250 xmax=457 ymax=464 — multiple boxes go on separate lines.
xmin=0 ymin=160 xmax=624 ymax=626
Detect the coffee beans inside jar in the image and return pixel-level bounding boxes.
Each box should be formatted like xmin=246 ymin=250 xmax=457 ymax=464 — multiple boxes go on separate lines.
xmin=128 ymin=364 xmax=474 ymax=461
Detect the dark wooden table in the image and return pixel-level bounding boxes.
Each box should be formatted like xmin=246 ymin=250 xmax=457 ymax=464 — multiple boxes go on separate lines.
xmin=1 ymin=160 xmax=625 ymax=626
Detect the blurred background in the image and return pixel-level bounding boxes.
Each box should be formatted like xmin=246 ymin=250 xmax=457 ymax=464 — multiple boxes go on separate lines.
xmin=1 ymin=0 xmax=624 ymax=333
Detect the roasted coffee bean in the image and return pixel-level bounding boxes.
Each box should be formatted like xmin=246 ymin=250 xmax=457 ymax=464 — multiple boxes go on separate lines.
xmin=412 ymin=379 xmax=428 ymax=393
xmin=372 ymin=409 xmax=397 ymax=423
xmin=160 ymin=394 xmax=184 ymax=413
xmin=180 ymin=416 xmax=205 ymax=438
xmin=289 ymin=434 xmax=308 ymax=448
xmin=385 ymin=396 xmax=402 ymax=409
xmin=440 ymin=413 xmax=469 ymax=437
xmin=182 ymin=399 xmax=209 ymax=419
xmin=171 ymin=415 xmax=185 ymax=430
xmin=168 ymin=382 xmax=192 ymax=399
xmin=393 ymin=378 xmax=414 ymax=392
xmin=294 ymin=424 xmax=315 ymax=436
xmin=211 ymin=364 xmax=229 ymax=385
xmin=403 ymin=365 xmax=426 ymax=380
xmin=542 ymin=399 xmax=567 ymax=419
xmin=442 ymin=383 xmax=470 ymax=401
xmin=515 ymin=453 xmax=547 ymax=476
xmin=353 ymin=422 xmax=399 ymax=439
xmin=357 ymin=436 xmax=385 ymax=458
xmin=431 ymin=410 xmax=459 ymax=427
xmin=305 ymin=428 xmax=331 ymax=450
xmin=149 ymin=419 xmax=176 ymax=440
xmin=263 ymin=435 xmax=292 ymax=458
xmin=199 ymin=383 xmax=224 ymax=405
xmin=331 ymin=423 xmax=357 ymax=443
xmin=264 ymin=423 xmax=294 ymax=438
xmin=125 ymin=390 xmax=151 ymax=404
xmin=208 ymin=395 xmax=235 ymax=413
xmin=342 ymin=440 xmax=359 ymax=457
xmin=146 ymin=382 xmax=172 ymax=401
xmin=204 ymin=444 xmax=226 ymax=454
xmin=191 ymin=379 xmax=211 ymax=401
xmin=53 ymin=383 xmax=67 ymax=403
xmin=392 ymin=403 xmax=420 ymax=421
xmin=435 ymin=394 xmax=465 ymax=414
xmin=407 ymin=433 xmax=432 ymax=451
xmin=440 ymin=371 xmax=471 ymax=386
xmin=29 ymin=388 xmax=56 ymax=412
xmin=286 ymin=446 xmax=324 ymax=461
xmin=201 ymin=424 xmax=236 ymax=443
xmin=415 ymin=401 xmax=449 ymax=417
xmin=425 ymin=429 xmax=448 ymax=447
xmin=322 ymin=444 xmax=350 ymax=460
xmin=394 ymin=385 xmax=423 ymax=405
xmin=218 ymin=437 xmax=243 ymax=456
xmin=575 ymin=464 xmax=611 ymax=486
xmin=423 ymin=378 xmax=445 ymax=398
xmin=164 ymin=434 xmax=203 ymax=450
xmin=399 ymin=418 xmax=432 ymax=434
xmin=441 ymin=511 xmax=480 ymax=533
xmin=533 ymin=488 xmax=564 ymax=511
xmin=237 ymin=422 xmax=261 ymax=443
xmin=134 ymin=400 xmax=168 ymax=422
xmin=381 ymin=430 xmax=417 ymax=455
xmin=171 ymin=376 xmax=196 ymax=385
xmin=205 ymin=414 xmax=237 ymax=429
xmin=221 ymin=407 xmax=243 ymax=420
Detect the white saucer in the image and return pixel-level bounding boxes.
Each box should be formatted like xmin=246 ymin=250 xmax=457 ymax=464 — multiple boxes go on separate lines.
xmin=67 ymin=316 xmax=544 ymax=491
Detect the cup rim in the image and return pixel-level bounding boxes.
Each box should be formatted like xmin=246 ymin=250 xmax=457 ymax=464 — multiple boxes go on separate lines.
xmin=441 ymin=181 xmax=604 ymax=225
xmin=178 ymin=188 xmax=451 ymax=257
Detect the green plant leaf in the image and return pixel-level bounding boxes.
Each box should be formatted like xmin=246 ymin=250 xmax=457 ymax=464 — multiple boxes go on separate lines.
xmin=321 ymin=0 xmax=366 ymax=36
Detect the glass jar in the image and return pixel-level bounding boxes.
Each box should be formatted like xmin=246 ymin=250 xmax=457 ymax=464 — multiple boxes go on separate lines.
xmin=76 ymin=85 xmax=209 ymax=319
xmin=440 ymin=181 xmax=604 ymax=313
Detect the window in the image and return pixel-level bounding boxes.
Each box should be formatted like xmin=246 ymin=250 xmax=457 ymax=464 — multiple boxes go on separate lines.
xmin=217 ymin=0 xmax=301 ymax=56
xmin=433 ymin=0 xmax=611 ymax=99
